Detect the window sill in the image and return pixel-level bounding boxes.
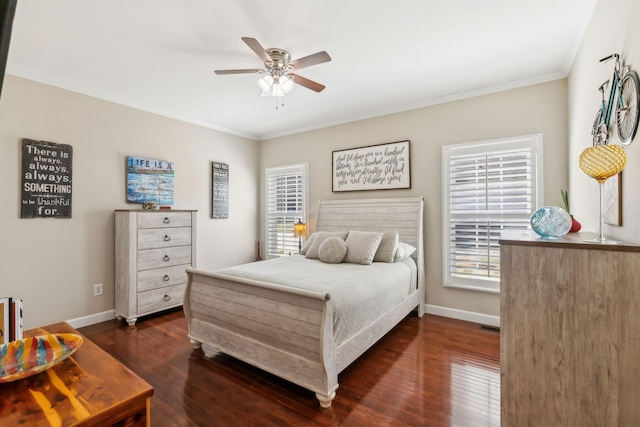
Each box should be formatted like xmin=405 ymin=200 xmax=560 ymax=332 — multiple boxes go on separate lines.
xmin=443 ymin=282 xmax=500 ymax=295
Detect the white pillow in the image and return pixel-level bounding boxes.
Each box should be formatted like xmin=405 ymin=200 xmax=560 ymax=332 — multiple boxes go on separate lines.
xmin=373 ymin=231 xmax=399 ymax=263
xmin=318 ymin=236 xmax=348 ymax=264
xmin=305 ymin=231 xmax=348 ymax=259
xmin=343 ymin=231 xmax=383 ymax=265
xmin=300 ymin=232 xmax=316 ymax=255
xmin=394 ymin=242 xmax=417 ymax=261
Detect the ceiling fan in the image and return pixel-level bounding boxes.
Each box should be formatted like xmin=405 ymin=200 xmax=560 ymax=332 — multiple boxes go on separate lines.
xmin=215 ymin=37 xmax=331 ymax=98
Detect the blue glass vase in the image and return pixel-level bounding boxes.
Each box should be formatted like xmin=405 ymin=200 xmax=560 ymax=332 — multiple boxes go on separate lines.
xmin=530 ymin=206 xmax=571 ymax=238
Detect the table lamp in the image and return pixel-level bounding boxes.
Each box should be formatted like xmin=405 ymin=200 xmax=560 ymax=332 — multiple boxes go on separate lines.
xmin=293 ymin=219 xmax=306 ymax=252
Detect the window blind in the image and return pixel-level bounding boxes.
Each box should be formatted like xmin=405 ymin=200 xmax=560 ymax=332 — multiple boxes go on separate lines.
xmin=442 ymin=135 xmax=542 ymax=292
xmin=265 ymin=164 xmax=308 ymax=257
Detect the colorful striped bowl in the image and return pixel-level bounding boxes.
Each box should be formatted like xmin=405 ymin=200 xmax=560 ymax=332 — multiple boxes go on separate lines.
xmin=0 ymin=333 xmax=83 ymax=383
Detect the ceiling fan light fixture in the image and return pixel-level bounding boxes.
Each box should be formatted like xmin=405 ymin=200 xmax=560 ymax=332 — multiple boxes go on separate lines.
xmin=258 ymin=74 xmax=294 ymax=97
xmin=257 ymin=74 xmax=274 ymax=92
xmin=217 ymin=37 xmax=330 ymax=106
xmin=280 ymin=75 xmax=295 ymax=93
xmin=270 ymin=82 xmax=286 ymax=97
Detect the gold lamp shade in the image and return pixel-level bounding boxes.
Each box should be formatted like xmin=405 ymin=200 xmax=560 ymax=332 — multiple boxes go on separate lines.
xmin=293 ymin=219 xmax=306 ymax=238
xmin=579 ymin=144 xmax=627 ymax=182
xmin=293 ymin=219 xmax=306 ymax=253
xmin=578 ymin=143 xmax=627 ymax=244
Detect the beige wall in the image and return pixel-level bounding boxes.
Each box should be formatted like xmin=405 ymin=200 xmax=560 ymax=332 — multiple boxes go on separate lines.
xmin=0 ymin=52 xmax=575 ymax=328
xmin=568 ymin=0 xmax=640 ymax=243
xmin=0 ymin=75 xmax=259 ymax=329
xmin=260 ymin=80 xmax=569 ymax=318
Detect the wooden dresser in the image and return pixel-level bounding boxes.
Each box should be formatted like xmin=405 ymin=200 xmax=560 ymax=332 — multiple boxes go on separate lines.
xmin=499 ymin=231 xmax=640 ymax=426
xmin=115 ymin=210 xmax=197 ymax=326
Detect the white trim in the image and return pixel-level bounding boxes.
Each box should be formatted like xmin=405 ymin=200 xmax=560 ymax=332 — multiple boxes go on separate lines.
xmin=66 ymin=310 xmax=116 ymax=329
xmin=441 ymin=133 xmax=543 ymax=292
xmin=264 ymin=162 xmax=309 ymax=258
xmin=443 ymin=282 xmax=500 ymax=294
xmin=425 ymin=304 xmax=500 ymax=328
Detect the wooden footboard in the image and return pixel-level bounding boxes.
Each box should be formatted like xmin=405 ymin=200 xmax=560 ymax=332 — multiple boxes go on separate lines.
xmin=184 ymin=196 xmax=426 ymax=408
xmin=184 ymin=267 xmax=339 ymax=407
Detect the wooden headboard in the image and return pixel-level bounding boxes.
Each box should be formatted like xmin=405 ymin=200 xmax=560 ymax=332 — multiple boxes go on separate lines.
xmin=315 ymin=197 xmax=425 ymax=315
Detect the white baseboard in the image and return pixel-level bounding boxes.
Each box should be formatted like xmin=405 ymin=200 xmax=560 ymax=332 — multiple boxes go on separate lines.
xmin=67 ymin=305 xmax=497 ymax=330
xmin=425 ymin=304 xmax=500 ymax=328
xmin=66 ymin=310 xmax=116 ymax=329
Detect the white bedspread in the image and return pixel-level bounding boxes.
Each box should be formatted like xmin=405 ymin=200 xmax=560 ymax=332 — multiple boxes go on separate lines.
xmin=215 ymin=255 xmax=417 ymax=346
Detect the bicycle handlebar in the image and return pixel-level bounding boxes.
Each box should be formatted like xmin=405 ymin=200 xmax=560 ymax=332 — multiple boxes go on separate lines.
xmin=600 ymin=53 xmax=619 ymax=63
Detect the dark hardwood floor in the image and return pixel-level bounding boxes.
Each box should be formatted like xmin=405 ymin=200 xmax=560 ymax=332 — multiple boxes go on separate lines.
xmin=79 ymin=310 xmax=500 ymax=426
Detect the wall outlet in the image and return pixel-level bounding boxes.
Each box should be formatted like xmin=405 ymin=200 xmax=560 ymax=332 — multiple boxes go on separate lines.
xmin=93 ymin=283 xmax=104 ymax=296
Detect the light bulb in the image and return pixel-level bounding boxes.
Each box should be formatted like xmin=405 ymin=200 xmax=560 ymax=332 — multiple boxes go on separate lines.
xmin=257 ymin=75 xmax=273 ymax=92
xmin=271 ymin=83 xmax=285 ymax=97
xmin=281 ymin=76 xmax=294 ymax=93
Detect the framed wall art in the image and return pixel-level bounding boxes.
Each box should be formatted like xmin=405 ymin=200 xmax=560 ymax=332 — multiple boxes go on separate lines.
xmin=21 ymin=139 xmax=73 ymax=218
xmin=211 ymin=162 xmax=229 ymax=219
xmin=332 ymin=140 xmax=411 ymax=192
xmin=126 ymin=156 xmax=174 ymax=205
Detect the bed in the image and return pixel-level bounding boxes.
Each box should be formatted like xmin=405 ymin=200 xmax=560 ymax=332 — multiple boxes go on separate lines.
xmin=183 ymin=197 xmax=425 ymax=407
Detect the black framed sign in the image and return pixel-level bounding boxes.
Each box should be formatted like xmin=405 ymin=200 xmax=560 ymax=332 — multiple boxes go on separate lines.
xmin=212 ymin=162 xmax=229 ymax=218
xmin=21 ymin=139 xmax=73 ymax=218
xmin=332 ymin=140 xmax=411 ymax=192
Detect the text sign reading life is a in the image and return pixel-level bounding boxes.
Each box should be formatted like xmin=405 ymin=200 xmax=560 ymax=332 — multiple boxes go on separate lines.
xmin=21 ymin=139 xmax=73 ymax=218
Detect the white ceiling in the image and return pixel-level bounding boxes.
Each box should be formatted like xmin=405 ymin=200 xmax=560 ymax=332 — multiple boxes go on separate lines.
xmin=6 ymin=0 xmax=597 ymax=141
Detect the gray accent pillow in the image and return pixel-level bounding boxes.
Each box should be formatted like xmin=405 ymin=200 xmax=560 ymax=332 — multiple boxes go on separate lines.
xmin=394 ymin=242 xmax=417 ymax=261
xmin=373 ymin=231 xmax=399 ymax=263
xmin=318 ymin=236 xmax=348 ymax=264
xmin=305 ymin=231 xmax=348 ymax=259
xmin=300 ymin=232 xmax=316 ymax=255
xmin=343 ymin=231 xmax=383 ymax=265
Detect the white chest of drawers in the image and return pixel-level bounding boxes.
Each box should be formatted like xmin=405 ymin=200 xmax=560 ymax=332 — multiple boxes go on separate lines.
xmin=115 ymin=210 xmax=197 ymax=326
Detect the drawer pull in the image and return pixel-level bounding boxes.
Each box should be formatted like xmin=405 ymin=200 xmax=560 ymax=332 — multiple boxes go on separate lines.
xmin=163 ymin=217 xmax=171 ymax=224
xmin=163 ymin=255 xmax=170 ymax=262
xmin=164 ymin=235 xmax=171 ymax=242
xmin=163 ymin=294 xmax=171 ymax=302
xmin=163 ymin=274 xmax=170 ymax=281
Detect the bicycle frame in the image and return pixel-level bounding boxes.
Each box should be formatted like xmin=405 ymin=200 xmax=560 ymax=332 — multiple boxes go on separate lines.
xmin=602 ymin=73 xmax=619 ymax=127
xmin=600 ymin=54 xmax=628 ymax=127
xmin=592 ymin=53 xmax=640 ymax=146
xmin=594 ymin=54 xmax=626 ymax=145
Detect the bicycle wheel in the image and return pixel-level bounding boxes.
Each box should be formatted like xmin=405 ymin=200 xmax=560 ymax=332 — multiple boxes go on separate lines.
xmin=591 ymin=108 xmax=608 ymax=146
xmin=616 ymin=70 xmax=640 ymax=145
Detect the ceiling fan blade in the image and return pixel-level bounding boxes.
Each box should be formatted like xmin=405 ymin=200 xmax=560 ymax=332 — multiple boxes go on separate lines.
xmin=241 ymin=37 xmax=272 ymax=63
xmin=289 ymin=51 xmax=331 ymax=70
xmin=290 ymin=74 xmax=326 ymax=92
xmin=214 ymin=69 xmax=263 ymax=75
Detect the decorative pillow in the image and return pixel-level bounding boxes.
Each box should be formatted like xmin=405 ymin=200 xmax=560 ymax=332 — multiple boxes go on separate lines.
xmin=300 ymin=233 xmax=316 ymax=255
xmin=373 ymin=231 xmax=399 ymax=263
xmin=394 ymin=242 xmax=417 ymax=261
xmin=318 ymin=237 xmax=348 ymax=264
xmin=343 ymin=231 xmax=383 ymax=265
xmin=305 ymin=231 xmax=348 ymax=259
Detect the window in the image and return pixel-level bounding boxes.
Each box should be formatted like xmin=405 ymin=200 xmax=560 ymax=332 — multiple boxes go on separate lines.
xmin=265 ymin=163 xmax=308 ymax=258
xmin=441 ymin=134 xmax=543 ymax=293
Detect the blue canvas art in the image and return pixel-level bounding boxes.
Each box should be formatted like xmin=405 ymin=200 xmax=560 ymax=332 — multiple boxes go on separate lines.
xmin=126 ymin=156 xmax=174 ymax=205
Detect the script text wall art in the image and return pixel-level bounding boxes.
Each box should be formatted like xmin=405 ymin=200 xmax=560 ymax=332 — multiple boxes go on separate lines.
xmin=332 ymin=140 xmax=410 ymax=192
xmin=21 ymin=139 xmax=73 ymax=218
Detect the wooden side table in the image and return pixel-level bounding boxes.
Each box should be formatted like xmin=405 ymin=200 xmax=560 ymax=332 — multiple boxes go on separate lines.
xmin=0 ymin=322 xmax=153 ymax=426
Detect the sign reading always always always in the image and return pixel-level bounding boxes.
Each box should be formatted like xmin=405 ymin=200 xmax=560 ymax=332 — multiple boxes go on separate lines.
xmin=21 ymin=139 xmax=73 ymax=218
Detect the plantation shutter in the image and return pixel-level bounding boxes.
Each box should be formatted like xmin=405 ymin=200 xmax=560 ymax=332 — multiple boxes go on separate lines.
xmin=266 ymin=164 xmax=308 ymax=257
xmin=442 ymin=135 xmax=542 ymax=292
